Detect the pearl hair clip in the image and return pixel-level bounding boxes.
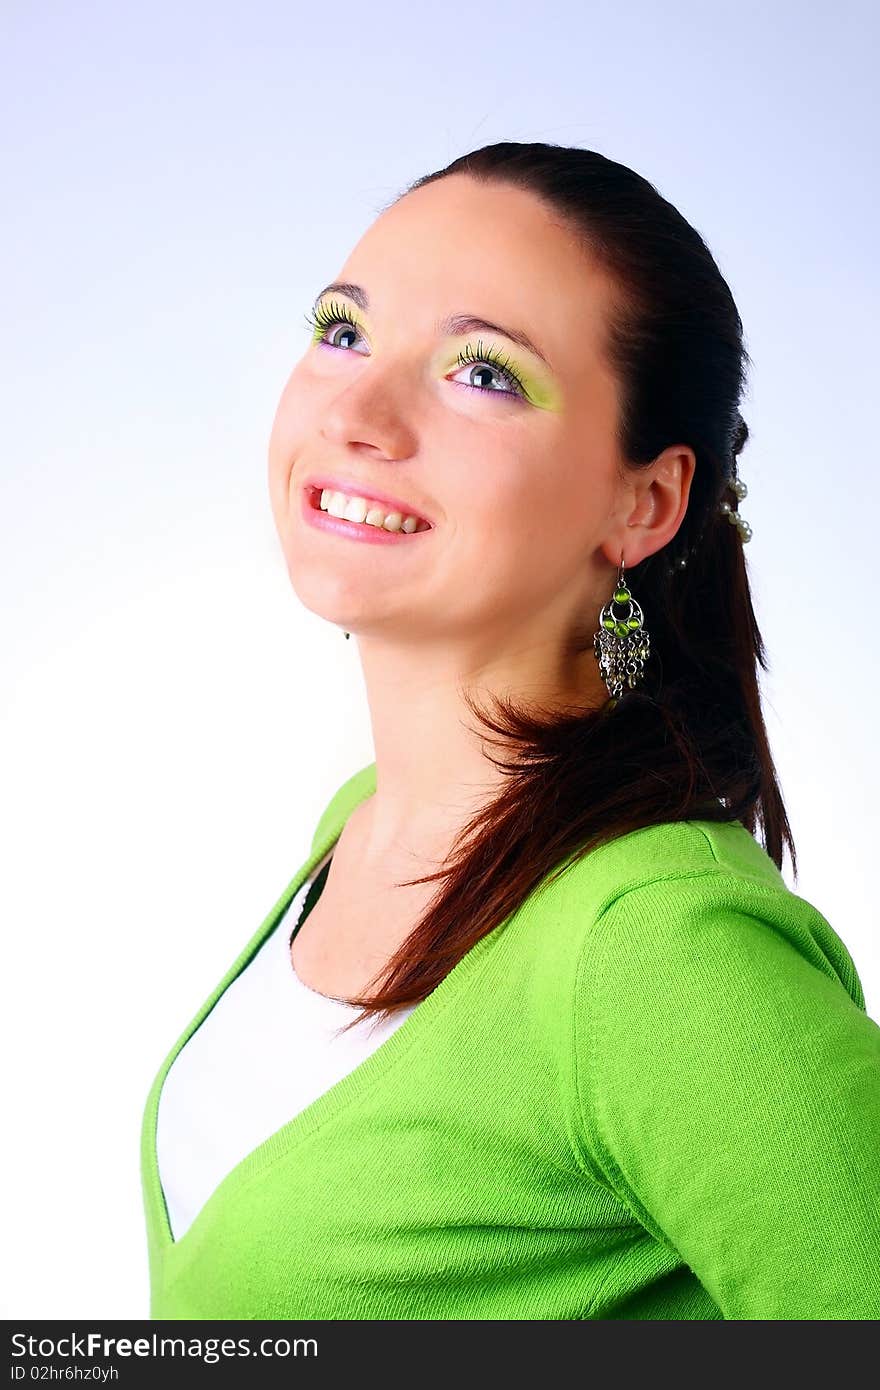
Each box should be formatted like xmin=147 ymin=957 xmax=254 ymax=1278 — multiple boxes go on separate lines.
xmin=719 ymin=467 xmax=752 ymax=542
xmin=670 ymin=463 xmax=752 ymax=573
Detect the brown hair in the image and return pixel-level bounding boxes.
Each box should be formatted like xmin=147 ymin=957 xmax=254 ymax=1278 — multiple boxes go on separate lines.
xmin=333 ymin=141 xmax=794 ymax=1032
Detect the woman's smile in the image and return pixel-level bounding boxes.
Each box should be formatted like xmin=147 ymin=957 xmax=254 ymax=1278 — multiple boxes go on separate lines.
xmin=300 ymin=483 xmax=434 ymax=546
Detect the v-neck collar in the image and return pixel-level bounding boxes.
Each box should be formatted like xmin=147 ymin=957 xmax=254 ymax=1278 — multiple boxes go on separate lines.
xmin=140 ymin=778 xmax=508 ymax=1257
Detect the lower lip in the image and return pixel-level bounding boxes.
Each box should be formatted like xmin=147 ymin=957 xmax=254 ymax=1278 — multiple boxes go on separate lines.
xmin=300 ymin=487 xmax=433 ymax=545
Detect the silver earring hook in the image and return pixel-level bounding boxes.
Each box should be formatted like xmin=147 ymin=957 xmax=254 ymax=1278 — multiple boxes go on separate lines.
xmin=594 ymin=552 xmax=650 ymax=700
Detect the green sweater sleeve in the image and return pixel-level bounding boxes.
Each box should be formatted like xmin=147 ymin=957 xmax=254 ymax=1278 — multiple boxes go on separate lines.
xmin=572 ymin=870 xmax=880 ymax=1319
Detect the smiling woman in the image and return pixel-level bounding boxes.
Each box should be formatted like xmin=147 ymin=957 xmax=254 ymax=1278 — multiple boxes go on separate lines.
xmin=141 ymin=140 xmax=880 ymax=1320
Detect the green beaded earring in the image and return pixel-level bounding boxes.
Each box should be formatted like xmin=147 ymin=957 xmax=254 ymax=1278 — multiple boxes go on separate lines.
xmin=344 ymin=631 xmax=351 ymax=640
xmin=593 ymin=555 xmax=651 ymax=700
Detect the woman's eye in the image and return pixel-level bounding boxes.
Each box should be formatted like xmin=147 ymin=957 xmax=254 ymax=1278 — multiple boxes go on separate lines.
xmin=449 ymin=339 xmax=527 ymax=399
xmin=317 ymin=320 xmax=366 ymax=353
xmin=448 ymin=360 xmax=524 ymax=398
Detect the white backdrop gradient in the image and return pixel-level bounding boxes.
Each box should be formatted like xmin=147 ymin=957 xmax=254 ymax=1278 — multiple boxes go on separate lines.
xmin=2 ymin=0 xmax=877 ymax=1318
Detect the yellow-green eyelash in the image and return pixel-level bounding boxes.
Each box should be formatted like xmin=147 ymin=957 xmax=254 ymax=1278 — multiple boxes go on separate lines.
xmin=304 ymin=305 xmax=527 ymax=398
xmin=454 ymin=339 xmax=526 ymax=395
xmin=304 ymin=298 xmax=360 ymax=343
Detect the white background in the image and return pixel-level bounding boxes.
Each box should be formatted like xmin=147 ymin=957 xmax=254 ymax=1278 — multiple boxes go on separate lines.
xmin=2 ymin=0 xmax=877 ymax=1318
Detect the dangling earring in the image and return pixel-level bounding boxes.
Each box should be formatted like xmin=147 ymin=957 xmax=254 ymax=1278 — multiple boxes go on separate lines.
xmin=593 ymin=554 xmax=651 ymax=700
xmin=343 ymin=631 xmax=351 ymax=640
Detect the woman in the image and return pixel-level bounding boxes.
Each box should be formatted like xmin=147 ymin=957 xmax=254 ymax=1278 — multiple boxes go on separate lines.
xmin=141 ymin=142 xmax=880 ymax=1320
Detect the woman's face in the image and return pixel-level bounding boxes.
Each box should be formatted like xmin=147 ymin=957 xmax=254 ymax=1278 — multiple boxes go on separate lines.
xmin=268 ymin=174 xmax=655 ymax=666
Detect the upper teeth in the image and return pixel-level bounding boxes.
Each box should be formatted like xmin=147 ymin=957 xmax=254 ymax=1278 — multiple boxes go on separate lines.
xmin=319 ymin=489 xmax=427 ymax=533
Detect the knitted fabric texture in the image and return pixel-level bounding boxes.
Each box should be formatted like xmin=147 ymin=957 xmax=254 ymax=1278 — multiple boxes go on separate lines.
xmin=140 ymin=763 xmax=880 ymax=1319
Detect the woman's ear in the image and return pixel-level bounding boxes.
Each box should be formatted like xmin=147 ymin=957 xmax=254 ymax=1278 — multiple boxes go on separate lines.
xmin=602 ymin=445 xmax=696 ymax=568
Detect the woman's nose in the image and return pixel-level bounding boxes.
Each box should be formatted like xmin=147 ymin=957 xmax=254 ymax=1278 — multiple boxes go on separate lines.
xmin=318 ymin=363 xmax=420 ymax=460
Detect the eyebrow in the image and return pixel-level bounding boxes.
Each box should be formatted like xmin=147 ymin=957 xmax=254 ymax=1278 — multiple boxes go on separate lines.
xmin=312 ymin=281 xmax=554 ymax=370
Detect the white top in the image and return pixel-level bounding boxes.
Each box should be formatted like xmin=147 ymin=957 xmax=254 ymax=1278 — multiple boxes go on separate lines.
xmin=156 ymin=858 xmax=417 ymax=1241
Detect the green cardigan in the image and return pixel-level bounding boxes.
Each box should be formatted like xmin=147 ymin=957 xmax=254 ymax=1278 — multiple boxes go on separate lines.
xmin=140 ymin=763 xmax=880 ymax=1319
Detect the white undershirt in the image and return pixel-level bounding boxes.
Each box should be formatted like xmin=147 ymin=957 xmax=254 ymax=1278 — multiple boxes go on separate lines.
xmin=156 ymin=858 xmax=417 ymax=1241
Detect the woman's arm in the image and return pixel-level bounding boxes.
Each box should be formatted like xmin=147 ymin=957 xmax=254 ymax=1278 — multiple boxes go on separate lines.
xmin=571 ymin=870 xmax=880 ymax=1319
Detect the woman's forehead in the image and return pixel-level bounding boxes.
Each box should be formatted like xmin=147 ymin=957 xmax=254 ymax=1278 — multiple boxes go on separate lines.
xmin=337 ymin=180 xmax=616 ymax=373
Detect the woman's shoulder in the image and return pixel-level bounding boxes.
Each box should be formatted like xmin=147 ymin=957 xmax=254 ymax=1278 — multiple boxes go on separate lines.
xmin=308 ymin=770 xmax=866 ymax=1013
xmin=544 ymin=813 xmax=786 ymax=930
xmin=563 ymin=820 xmax=880 ymax=1321
xmin=552 ymin=815 xmax=866 ymax=1013
xmin=574 ymin=813 xmax=785 ymax=896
